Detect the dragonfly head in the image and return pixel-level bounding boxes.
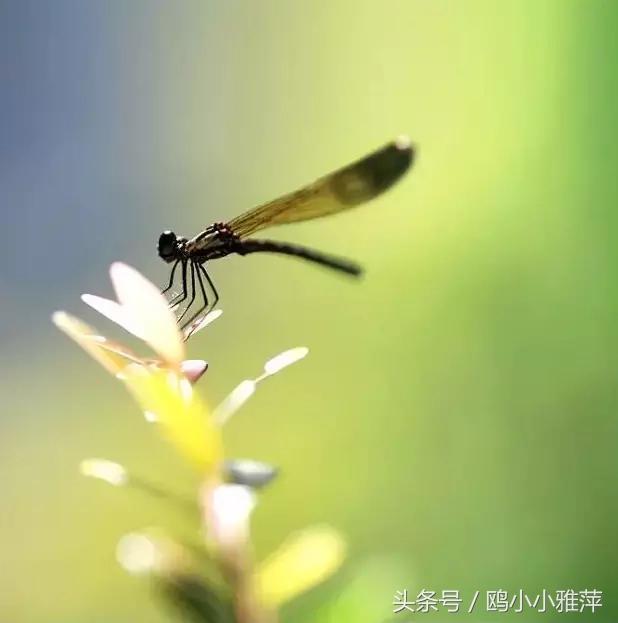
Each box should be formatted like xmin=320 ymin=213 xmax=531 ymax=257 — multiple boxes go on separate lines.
xmin=158 ymin=230 xmax=184 ymax=263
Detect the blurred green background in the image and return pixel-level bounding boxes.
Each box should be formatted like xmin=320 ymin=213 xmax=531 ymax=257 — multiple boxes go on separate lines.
xmin=1 ymin=1 xmax=617 ymax=621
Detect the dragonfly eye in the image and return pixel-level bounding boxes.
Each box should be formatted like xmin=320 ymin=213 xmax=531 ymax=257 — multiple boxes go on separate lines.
xmin=158 ymin=230 xmax=179 ymax=261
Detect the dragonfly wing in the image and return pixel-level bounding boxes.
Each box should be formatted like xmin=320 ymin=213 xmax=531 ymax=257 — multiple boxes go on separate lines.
xmin=228 ymin=137 xmax=414 ymax=237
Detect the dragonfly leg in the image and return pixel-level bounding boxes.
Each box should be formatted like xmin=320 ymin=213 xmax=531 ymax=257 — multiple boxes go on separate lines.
xmin=199 ymin=265 xmax=219 ymax=311
xmin=161 ymin=260 xmax=180 ymax=295
xmin=177 ymin=262 xmax=197 ymax=324
xmin=169 ymin=261 xmax=189 ymax=306
xmin=181 ymin=262 xmax=210 ymax=334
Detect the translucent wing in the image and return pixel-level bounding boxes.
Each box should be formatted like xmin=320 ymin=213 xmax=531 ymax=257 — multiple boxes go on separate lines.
xmin=227 ymin=137 xmax=414 ymax=237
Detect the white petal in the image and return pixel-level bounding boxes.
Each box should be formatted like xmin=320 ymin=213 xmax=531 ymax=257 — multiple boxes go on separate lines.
xmin=183 ymin=309 xmax=223 ymax=339
xmin=81 ymin=294 xmax=145 ymax=339
xmin=263 ymin=347 xmax=309 ymax=376
xmin=110 ymin=262 xmax=184 ymax=367
xmin=207 ymin=484 xmax=256 ymax=547
xmin=213 ymin=379 xmax=256 ymax=426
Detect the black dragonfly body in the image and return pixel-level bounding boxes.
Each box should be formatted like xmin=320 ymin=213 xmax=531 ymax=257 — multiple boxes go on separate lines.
xmin=158 ymin=136 xmax=415 ymax=334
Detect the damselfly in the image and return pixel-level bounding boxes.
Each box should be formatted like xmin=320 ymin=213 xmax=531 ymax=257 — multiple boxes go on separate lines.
xmin=158 ymin=136 xmax=415 ymax=334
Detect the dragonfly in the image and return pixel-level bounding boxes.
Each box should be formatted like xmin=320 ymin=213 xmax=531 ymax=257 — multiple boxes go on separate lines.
xmin=158 ymin=136 xmax=415 ymax=335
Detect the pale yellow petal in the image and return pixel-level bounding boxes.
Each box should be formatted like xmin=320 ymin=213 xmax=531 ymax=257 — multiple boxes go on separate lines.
xmin=52 ymin=311 xmax=131 ymax=375
xmin=80 ymin=458 xmax=127 ymax=486
xmin=116 ymin=531 xmax=196 ymax=576
xmin=213 ymin=379 xmax=256 ymax=426
xmin=122 ymin=365 xmax=223 ymax=473
xmin=110 ymin=262 xmax=184 ymax=368
xmin=117 ymin=533 xmax=163 ymax=575
xmin=254 ymin=526 xmax=346 ymax=607
xmin=263 ymin=347 xmax=309 ymax=376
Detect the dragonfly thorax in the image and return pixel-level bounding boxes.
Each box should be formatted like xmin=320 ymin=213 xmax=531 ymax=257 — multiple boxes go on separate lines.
xmin=183 ymin=223 xmax=239 ymax=260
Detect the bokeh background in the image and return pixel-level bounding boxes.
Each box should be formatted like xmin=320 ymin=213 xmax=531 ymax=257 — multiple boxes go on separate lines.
xmin=1 ymin=1 xmax=617 ymax=621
